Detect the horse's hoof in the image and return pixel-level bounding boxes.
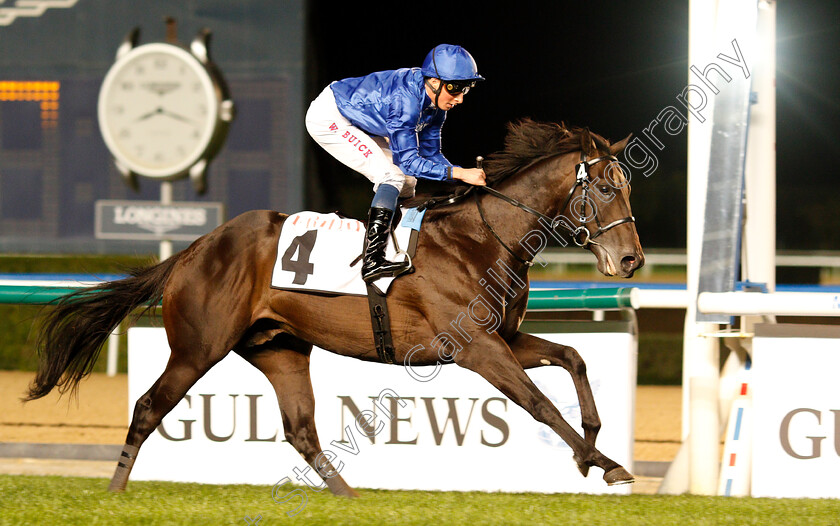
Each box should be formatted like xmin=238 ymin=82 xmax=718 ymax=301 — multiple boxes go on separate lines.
xmin=332 ymin=486 xmax=360 ymax=498
xmin=604 ymin=467 xmax=635 ymax=486
xmin=343 ymin=488 xmax=360 ymax=499
xmin=573 ymin=454 xmax=590 ymax=477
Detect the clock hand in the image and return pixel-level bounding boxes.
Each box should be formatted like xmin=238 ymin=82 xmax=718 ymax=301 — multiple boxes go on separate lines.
xmin=159 ymin=108 xmax=197 ymax=126
xmin=134 ymin=107 xmax=163 ymax=122
xmin=132 ymin=107 xmax=197 ymax=126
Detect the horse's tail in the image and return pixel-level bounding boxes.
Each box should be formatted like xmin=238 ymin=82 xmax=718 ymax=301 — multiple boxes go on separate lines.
xmin=24 ymin=252 xmax=183 ymax=402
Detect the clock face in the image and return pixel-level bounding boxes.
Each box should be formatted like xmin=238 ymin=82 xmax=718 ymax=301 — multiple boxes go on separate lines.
xmin=98 ymin=43 xmax=219 ymax=179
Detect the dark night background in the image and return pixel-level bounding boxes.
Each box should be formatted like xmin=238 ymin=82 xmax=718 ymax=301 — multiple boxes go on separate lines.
xmin=306 ymin=1 xmax=840 ymax=252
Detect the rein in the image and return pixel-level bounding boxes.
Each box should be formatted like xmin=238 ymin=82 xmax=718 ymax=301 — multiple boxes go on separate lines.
xmin=475 ymin=152 xmax=635 ymax=266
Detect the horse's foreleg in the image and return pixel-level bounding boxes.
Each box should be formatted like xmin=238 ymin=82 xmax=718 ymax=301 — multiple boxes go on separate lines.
xmin=237 ymin=344 xmax=360 ymax=498
xmin=109 ymin=355 xmax=219 ymax=492
xmin=508 ymin=332 xmax=601 ymax=456
xmin=455 ymin=334 xmax=633 ymax=486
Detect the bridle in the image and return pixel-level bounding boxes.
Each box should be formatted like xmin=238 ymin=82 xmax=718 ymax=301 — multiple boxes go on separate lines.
xmin=475 ymin=151 xmax=635 ymax=267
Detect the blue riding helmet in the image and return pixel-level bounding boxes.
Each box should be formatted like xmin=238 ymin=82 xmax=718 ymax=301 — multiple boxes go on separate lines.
xmin=421 ymin=44 xmax=485 ymax=82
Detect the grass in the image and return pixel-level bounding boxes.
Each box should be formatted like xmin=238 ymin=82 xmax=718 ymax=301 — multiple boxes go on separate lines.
xmin=1 ymin=475 xmax=838 ymax=525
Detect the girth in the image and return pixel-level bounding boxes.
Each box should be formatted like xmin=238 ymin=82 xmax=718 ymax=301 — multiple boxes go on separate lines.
xmin=366 ymin=284 xmax=396 ymax=364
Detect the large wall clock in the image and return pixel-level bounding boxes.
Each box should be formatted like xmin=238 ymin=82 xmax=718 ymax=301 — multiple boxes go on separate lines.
xmin=98 ymin=28 xmax=234 ymax=193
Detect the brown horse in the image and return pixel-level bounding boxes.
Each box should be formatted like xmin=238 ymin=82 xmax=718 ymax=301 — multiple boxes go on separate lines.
xmin=26 ymin=119 xmax=644 ymax=496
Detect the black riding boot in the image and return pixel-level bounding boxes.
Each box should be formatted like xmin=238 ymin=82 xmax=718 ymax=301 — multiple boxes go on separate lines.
xmin=362 ymin=207 xmax=411 ymax=283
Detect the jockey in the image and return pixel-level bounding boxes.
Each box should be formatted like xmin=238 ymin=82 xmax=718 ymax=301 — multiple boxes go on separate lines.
xmin=306 ymin=44 xmax=487 ymax=283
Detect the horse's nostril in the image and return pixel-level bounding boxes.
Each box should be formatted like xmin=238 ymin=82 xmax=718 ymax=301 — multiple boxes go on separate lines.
xmin=621 ymin=255 xmax=637 ymax=270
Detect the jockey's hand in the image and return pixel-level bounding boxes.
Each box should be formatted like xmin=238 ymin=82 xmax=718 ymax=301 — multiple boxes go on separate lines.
xmin=453 ymin=167 xmax=486 ymax=186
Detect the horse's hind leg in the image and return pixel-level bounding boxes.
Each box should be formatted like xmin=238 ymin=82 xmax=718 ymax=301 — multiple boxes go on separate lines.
xmin=507 ymin=332 xmax=602 ymax=475
xmin=108 ymin=352 xmax=222 ymax=492
xmin=236 ymin=342 xmax=360 ymax=498
xmin=109 ymin=278 xmax=248 ymax=492
xmin=110 ymin=343 xmax=229 ymax=491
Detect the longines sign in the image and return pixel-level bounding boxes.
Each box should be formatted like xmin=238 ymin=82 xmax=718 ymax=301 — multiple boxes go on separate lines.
xmin=127 ymin=323 xmax=636 ymax=495
xmin=95 ymin=200 xmax=224 ymax=241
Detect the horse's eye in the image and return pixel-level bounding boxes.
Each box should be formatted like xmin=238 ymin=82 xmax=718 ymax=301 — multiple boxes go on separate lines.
xmin=598 ymin=185 xmax=611 ymax=195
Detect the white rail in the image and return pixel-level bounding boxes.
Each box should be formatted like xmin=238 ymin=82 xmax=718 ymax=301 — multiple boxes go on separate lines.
xmin=697 ymin=291 xmax=840 ymax=317
xmin=541 ymin=249 xmax=840 ymax=269
xmin=636 ymin=288 xmax=690 ymax=309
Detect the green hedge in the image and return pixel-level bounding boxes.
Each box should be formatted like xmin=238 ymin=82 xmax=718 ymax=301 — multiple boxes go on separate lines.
xmin=0 ymin=304 xmax=133 ymax=374
xmin=0 ymin=254 xmax=153 ymax=374
xmin=637 ymin=332 xmax=683 ymax=385
xmin=0 ymin=254 xmax=154 ymax=274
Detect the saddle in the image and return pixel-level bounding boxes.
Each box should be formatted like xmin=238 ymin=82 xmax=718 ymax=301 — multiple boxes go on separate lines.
xmin=270 ymin=208 xmax=424 ymax=364
xmin=270 ymin=210 xmax=421 ymax=296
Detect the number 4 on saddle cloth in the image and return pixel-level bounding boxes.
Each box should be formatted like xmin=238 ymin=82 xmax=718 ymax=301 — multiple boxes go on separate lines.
xmin=270 ymin=208 xmax=425 ymax=296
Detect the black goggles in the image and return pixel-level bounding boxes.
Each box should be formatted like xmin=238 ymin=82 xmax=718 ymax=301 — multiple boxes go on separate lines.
xmin=443 ymin=80 xmax=476 ymax=96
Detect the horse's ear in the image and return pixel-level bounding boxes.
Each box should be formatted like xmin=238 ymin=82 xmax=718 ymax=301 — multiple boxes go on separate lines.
xmin=609 ymin=134 xmax=633 ymax=155
xmin=592 ymin=133 xmax=610 ymax=152
xmin=580 ymin=128 xmax=593 ymax=155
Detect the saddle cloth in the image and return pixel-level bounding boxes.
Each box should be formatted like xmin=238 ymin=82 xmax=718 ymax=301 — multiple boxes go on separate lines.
xmin=270 ymin=208 xmax=425 ymax=296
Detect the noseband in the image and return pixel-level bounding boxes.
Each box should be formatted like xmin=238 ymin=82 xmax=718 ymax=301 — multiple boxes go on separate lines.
xmin=476 ymin=151 xmax=635 ymax=267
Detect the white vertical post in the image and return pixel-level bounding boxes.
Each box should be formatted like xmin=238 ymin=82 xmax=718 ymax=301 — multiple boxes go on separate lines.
xmin=683 ymin=0 xmax=720 ymax=441
xmin=658 ymin=0 xmax=722 ymax=496
xmin=160 ymin=181 xmax=173 ymax=261
xmin=742 ymin=0 xmax=776 ymax=301
xmin=689 ymin=376 xmax=720 ymax=494
xmin=106 ymin=328 xmax=119 ymax=377
xmin=682 ymin=0 xmax=760 ymax=496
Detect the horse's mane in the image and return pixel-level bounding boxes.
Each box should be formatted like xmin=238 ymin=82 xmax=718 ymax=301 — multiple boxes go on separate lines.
xmin=402 ymin=118 xmax=610 ymax=209
xmin=483 ymin=118 xmax=607 ymax=183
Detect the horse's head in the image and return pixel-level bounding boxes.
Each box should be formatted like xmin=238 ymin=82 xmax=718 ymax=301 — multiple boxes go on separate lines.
xmin=480 ymin=120 xmax=644 ymax=278
xmin=567 ymin=130 xmax=645 ymax=278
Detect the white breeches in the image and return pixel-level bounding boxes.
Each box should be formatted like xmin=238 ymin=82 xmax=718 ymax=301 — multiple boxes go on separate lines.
xmin=305 ymin=85 xmax=416 ymax=197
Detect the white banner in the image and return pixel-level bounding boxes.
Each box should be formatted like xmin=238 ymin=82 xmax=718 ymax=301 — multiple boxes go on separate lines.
xmin=128 ymin=323 xmax=635 ymax=495
xmin=751 ymin=324 xmax=840 ymax=499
